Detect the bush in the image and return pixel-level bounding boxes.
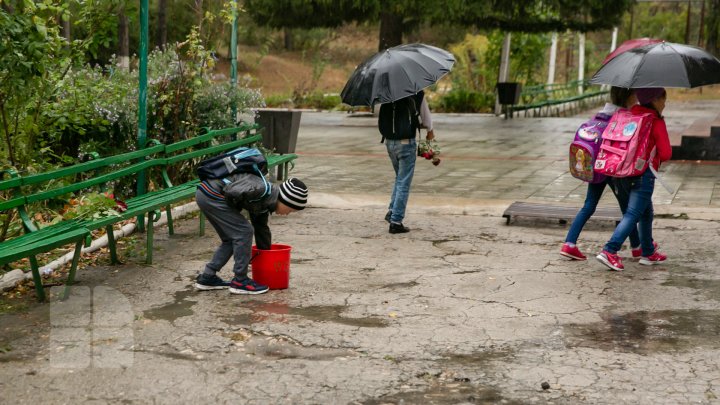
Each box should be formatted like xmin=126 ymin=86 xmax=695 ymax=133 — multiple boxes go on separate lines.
xmin=434 ymin=89 xmax=494 ymax=113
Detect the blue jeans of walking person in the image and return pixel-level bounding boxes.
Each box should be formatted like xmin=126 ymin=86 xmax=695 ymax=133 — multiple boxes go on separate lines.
xmin=565 ymin=179 xmax=640 ymax=247
xmin=386 ymin=138 xmax=417 ymax=224
xmin=604 ymin=170 xmax=656 ymax=256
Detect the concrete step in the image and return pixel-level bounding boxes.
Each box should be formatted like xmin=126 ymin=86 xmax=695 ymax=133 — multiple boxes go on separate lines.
xmin=671 ymin=113 xmax=720 ymax=160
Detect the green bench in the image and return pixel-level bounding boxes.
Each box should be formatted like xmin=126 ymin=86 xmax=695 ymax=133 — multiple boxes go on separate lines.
xmin=0 ymin=123 xmax=297 ymax=301
xmin=510 ymin=80 xmax=609 ymax=118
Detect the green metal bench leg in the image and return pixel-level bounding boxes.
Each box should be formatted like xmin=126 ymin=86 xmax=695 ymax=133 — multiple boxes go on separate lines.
xmin=29 ymin=256 xmax=46 ymax=302
xmin=146 ymin=211 xmax=155 ymax=264
xmin=62 ymin=240 xmax=84 ymax=300
xmin=199 ymin=211 xmax=205 ymax=237
xmin=166 ymin=205 xmax=174 ymax=235
xmin=105 ymin=225 xmax=120 ymax=265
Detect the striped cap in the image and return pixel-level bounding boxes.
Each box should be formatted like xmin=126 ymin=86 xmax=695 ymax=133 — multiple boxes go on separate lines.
xmin=278 ymin=178 xmax=308 ymax=210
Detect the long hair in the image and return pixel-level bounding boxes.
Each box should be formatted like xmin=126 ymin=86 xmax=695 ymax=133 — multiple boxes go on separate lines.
xmin=610 ymin=86 xmax=634 ymax=108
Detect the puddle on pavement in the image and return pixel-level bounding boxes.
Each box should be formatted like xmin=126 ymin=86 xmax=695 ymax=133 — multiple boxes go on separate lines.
xmin=290 ymin=258 xmax=314 ymax=264
xmin=564 ymin=309 xmax=720 ymax=354
xmin=362 ymin=383 xmax=520 ymax=405
xmin=432 ymin=239 xmax=460 ymax=248
xmin=143 ymin=288 xmax=199 ymax=323
xmin=439 ymin=348 xmax=515 ymax=367
xmin=381 ymin=281 xmax=419 ymax=289
xmin=453 ymin=270 xmax=483 ymax=275
xmin=662 ymin=276 xmax=720 ymax=301
xmin=223 ymin=301 xmax=388 ymax=328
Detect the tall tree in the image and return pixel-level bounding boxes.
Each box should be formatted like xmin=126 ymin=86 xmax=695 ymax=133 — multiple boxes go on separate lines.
xmin=708 ymin=0 xmax=720 ymax=56
xmin=156 ymin=0 xmax=167 ymax=50
xmin=118 ymin=5 xmax=129 ymax=68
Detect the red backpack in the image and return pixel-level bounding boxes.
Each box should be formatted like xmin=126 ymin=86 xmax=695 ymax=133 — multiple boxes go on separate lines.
xmin=594 ymin=109 xmax=656 ymax=178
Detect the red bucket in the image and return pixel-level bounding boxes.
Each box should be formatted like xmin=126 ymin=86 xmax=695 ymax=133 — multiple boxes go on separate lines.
xmin=251 ymin=244 xmax=292 ymax=289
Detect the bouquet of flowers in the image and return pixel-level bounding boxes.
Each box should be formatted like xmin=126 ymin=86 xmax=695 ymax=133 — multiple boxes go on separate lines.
xmin=417 ymin=139 xmax=441 ymax=166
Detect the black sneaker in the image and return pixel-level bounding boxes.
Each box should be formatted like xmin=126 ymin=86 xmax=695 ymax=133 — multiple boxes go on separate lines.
xmin=194 ymin=273 xmax=230 ymax=290
xmin=384 ymin=211 xmax=392 ymax=223
xmin=389 ymin=222 xmax=410 ymax=234
xmin=229 ymin=278 xmax=269 ymax=295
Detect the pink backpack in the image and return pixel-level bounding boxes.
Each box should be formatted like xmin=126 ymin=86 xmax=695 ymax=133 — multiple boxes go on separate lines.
xmin=594 ymin=110 xmax=656 ymax=178
xmin=568 ymin=112 xmax=612 ymax=183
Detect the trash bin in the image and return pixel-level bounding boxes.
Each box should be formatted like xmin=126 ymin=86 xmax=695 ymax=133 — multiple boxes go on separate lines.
xmin=255 ymin=109 xmax=302 ymax=154
xmin=496 ymin=82 xmax=522 ymax=105
xmin=255 ymin=109 xmax=302 ymax=180
xmin=496 ymin=82 xmax=522 ymax=119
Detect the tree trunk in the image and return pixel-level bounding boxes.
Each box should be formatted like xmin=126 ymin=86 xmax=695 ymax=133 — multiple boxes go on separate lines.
xmin=60 ymin=15 xmax=71 ymax=42
xmin=699 ymin=0 xmax=706 ymax=47
xmin=378 ymin=11 xmax=403 ymax=51
xmin=118 ymin=8 xmax=130 ymax=69
xmin=156 ymin=0 xmax=167 ymax=50
xmin=284 ymin=28 xmax=293 ymax=50
xmin=195 ymin=0 xmax=204 ymax=31
xmin=686 ymin=0 xmax=693 ymax=45
xmin=707 ymin=0 xmax=720 ymax=56
xmin=1 ymin=2 xmax=13 ymax=13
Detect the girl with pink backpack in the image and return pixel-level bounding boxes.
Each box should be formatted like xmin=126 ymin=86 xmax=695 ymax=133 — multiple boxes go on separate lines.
xmin=560 ymin=87 xmax=644 ymax=261
xmin=596 ymin=88 xmax=672 ymax=271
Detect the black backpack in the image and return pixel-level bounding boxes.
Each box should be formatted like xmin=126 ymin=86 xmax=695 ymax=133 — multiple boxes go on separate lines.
xmin=378 ymin=92 xmax=424 ymax=142
xmin=196 ymin=147 xmax=268 ymax=181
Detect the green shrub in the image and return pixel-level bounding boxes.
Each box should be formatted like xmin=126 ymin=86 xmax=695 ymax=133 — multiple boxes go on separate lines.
xmin=434 ymin=89 xmax=494 ymax=113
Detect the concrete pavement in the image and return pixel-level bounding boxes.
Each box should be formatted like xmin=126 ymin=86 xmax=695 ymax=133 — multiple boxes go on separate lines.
xmin=1 ymin=99 xmax=720 ymax=404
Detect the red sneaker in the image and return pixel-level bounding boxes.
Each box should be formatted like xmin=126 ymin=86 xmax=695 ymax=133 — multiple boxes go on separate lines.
xmin=631 ymin=241 xmax=659 ymax=258
xmin=596 ymin=250 xmax=624 ymax=271
xmin=560 ymin=243 xmax=587 ymax=260
xmin=639 ymin=251 xmax=667 ymax=266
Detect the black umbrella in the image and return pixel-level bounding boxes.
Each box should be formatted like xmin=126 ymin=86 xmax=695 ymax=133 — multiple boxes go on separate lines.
xmin=341 ymin=43 xmax=455 ymax=107
xmin=589 ymin=41 xmax=720 ymax=88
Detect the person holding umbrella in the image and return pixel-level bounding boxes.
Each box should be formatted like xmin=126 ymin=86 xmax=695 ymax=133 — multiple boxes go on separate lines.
xmin=596 ymin=88 xmax=672 ymax=271
xmin=588 ymin=41 xmax=720 ymax=270
xmin=340 ymin=43 xmax=455 ymax=233
xmin=379 ymin=90 xmax=435 ymax=233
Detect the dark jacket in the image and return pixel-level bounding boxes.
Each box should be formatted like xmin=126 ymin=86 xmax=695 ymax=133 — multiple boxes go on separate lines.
xmin=204 ymin=173 xmax=277 ymax=249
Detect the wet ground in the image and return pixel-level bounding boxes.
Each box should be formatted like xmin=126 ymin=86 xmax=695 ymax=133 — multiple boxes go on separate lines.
xmin=2 ymin=103 xmax=720 ymax=404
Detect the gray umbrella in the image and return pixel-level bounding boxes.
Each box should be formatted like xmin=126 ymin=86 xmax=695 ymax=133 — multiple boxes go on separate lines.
xmin=589 ymin=41 xmax=720 ymax=88
xmin=341 ymin=43 xmax=455 ymax=107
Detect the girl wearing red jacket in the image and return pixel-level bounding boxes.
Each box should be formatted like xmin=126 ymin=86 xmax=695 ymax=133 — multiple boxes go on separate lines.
xmin=596 ymin=88 xmax=672 ymax=271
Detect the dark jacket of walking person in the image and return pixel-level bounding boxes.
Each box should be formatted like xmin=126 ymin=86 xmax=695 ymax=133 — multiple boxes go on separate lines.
xmin=561 ymin=87 xmax=644 ymax=261
xmin=194 ymin=174 xmax=308 ymax=294
xmin=596 ymin=88 xmax=672 ymax=271
xmin=379 ymin=90 xmax=435 ymax=234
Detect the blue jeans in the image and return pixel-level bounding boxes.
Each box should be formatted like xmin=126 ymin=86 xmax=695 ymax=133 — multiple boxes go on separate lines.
xmin=386 ymin=138 xmax=417 ymax=223
xmin=565 ymin=179 xmax=640 ymax=247
xmin=604 ymin=170 xmax=656 ymax=256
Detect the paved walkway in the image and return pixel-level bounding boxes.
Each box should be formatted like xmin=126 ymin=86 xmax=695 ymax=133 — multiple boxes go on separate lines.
xmin=297 ymin=99 xmax=720 ymax=209
xmin=1 ymin=99 xmax=720 ymax=404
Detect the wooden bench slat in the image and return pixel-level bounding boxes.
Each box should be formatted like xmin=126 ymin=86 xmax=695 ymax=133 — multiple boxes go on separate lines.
xmin=503 ymin=201 xmax=622 ymax=224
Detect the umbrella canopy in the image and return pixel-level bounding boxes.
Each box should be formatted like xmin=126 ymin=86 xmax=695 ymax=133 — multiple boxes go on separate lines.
xmin=589 ymin=41 xmax=720 ymax=88
xmin=602 ymin=38 xmax=663 ymax=64
xmin=341 ymin=43 xmax=455 ymax=107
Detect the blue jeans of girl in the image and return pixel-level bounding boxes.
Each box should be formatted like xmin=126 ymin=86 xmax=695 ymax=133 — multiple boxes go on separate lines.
xmin=565 ymin=179 xmax=641 ymax=248
xmin=604 ymin=170 xmax=656 ymax=256
xmin=386 ymin=138 xmax=417 ymax=224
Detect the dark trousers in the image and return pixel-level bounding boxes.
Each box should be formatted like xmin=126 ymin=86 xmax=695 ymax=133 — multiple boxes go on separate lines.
xmin=195 ymin=189 xmax=270 ymax=280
